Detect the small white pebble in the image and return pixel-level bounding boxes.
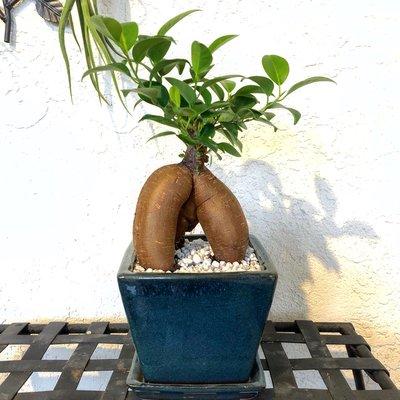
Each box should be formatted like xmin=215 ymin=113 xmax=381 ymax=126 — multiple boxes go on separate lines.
xmin=192 ymin=254 xmax=202 ymax=264
xmin=134 ymin=240 xmax=263 ymax=274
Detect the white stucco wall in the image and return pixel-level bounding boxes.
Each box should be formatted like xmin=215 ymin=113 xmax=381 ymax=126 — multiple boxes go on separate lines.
xmin=1 ymin=0 xmax=399 ymax=386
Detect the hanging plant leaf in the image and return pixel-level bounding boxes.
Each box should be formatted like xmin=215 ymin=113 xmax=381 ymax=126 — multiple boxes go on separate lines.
xmin=35 ymin=0 xmax=63 ymax=24
xmin=0 ymin=8 xmax=5 ymax=24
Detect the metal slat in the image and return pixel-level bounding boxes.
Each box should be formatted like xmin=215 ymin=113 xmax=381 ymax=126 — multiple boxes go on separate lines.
xmin=296 ymin=320 xmax=356 ymax=400
xmin=54 ymin=322 xmax=109 ymax=390
xmin=101 ymin=341 xmax=135 ymax=400
xmin=0 ymin=322 xmax=65 ymax=400
xmin=262 ymin=321 xmax=298 ymax=391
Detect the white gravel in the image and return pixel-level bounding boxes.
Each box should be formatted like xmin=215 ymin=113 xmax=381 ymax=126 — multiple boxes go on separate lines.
xmin=132 ymin=238 xmax=264 ymax=273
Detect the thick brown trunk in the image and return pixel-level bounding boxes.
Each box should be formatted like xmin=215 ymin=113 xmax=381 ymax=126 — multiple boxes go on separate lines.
xmin=133 ymin=149 xmax=249 ymax=271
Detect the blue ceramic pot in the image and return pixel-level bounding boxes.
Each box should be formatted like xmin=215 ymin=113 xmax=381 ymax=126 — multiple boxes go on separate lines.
xmin=117 ymin=234 xmax=277 ymax=384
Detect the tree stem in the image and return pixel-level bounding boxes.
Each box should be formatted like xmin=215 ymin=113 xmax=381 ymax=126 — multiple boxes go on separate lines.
xmin=181 ymin=146 xmax=208 ymax=174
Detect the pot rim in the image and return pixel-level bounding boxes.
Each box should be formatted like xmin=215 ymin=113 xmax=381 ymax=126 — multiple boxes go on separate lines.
xmin=118 ymin=234 xmax=277 ymax=280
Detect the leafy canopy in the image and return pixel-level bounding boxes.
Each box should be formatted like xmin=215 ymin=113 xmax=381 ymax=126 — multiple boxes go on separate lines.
xmin=59 ymin=6 xmax=335 ymax=159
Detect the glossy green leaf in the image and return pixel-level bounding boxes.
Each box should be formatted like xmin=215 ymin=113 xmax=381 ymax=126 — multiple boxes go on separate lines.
xmin=198 ymin=135 xmax=219 ymax=152
xmin=136 ymin=84 xmax=169 ymax=107
xmin=218 ymin=142 xmax=241 ymax=156
xmin=270 ymin=103 xmax=301 ymax=124
xmin=208 ymin=34 xmax=237 ymax=53
xmin=148 ymin=40 xmax=172 ymax=63
xmin=191 ymin=41 xmax=213 ymax=76
xmin=262 ymin=55 xmax=289 ymax=85
xmin=90 ymin=16 xmax=122 ymax=42
xmin=209 ymin=83 xmax=225 ymax=101
xmin=139 ymin=114 xmax=178 ymax=128
xmin=202 ymin=75 xmax=243 ymax=89
xmin=178 ymin=133 xmax=198 ymax=146
xmin=147 ymin=131 xmax=177 ymax=142
xmin=235 ymin=85 xmax=263 ymax=97
xmin=150 ymin=59 xmax=189 ymax=81
xmin=199 ymin=123 xmax=215 ymax=138
xmin=220 ymin=122 xmax=242 ymax=150
xmin=218 ymin=111 xmax=235 ymax=122
xmin=120 ymin=22 xmax=138 ymax=51
xmin=231 ymin=94 xmax=258 ymax=111
xmin=82 ymin=63 xmax=131 ymax=80
xmin=158 ymin=9 xmax=200 ymax=36
xmin=285 ymin=76 xmax=336 ymax=96
xmin=166 ymin=78 xmax=196 ymax=105
xmin=169 ymin=86 xmax=181 ymax=107
xmin=132 ymin=36 xmax=173 ymax=63
xmin=248 ymin=76 xmax=274 ymax=95
xmin=221 ymin=80 xmax=236 ymax=93
xmin=197 ymin=87 xmax=212 ymax=105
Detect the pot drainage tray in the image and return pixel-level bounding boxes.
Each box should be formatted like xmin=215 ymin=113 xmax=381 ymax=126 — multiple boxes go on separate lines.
xmin=127 ymin=353 xmax=266 ymax=399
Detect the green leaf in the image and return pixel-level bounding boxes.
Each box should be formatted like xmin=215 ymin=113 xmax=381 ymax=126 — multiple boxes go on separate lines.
xmin=169 ymin=86 xmax=181 ymax=107
xmin=191 ymin=41 xmax=213 ymax=77
xmin=221 ymin=80 xmax=236 ymax=92
xmin=58 ymin=0 xmax=77 ymax=98
xmin=148 ymin=40 xmax=172 ymax=63
xmin=158 ymin=9 xmax=200 ymax=36
xmin=220 ymin=122 xmax=242 ymax=150
xmin=122 ymin=89 xmax=134 ymax=97
xmin=120 ymin=22 xmax=139 ymax=52
xmin=248 ymin=76 xmax=274 ymax=95
xmin=90 ymin=16 xmax=122 ymax=42
xmin=150 ymin=59 xmax=189 ymax=81
xmin=199 ymin=123 xmax=215 ymax=138
xmin=262 ymin=55 xmax=289 ymax=85
xmin=218 ymin=142 xmax=241 ymax=157
xmin=178 ymin=133 xmax=198 ymax=146
xmin=198 ymin=135 xmax=219 ymax=152
xmin=135 ymin=84 xmax=169 ymax=107
xmin=166 ymin=77 xmax=196 ymax=105
xmin=82 ymin=63 xmax=131 ymax=80
xmin=147 ymin=131 xmax=177 ymax=142
xmin=132 ymin=36 xmax=173 ymax=63
xmin=235 ymin=85 xmax=263 ymax=97
xmin=218 ymin=111 xmax=235 ymax=122
xmin=231 ymin=94 xmax=258 ymax=111
xmin=139 ymin=114 xmax=178 ymax=128
xmin=209 ymin=83 xmax=225 ymax=101
xmin=285 ymin=76 xmax=336 ymax=96
xmin=201 ymin=74 xmax=243 ymax=89
xmin=208 ymin=34 xmax=238 ymax=53
xmin=270 ymin=103 xmax=301 ymax=124
xmin=197 ymin=87 xmax=212 ymax=105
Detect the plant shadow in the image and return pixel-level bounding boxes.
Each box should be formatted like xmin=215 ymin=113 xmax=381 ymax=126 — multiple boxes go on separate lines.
xmin=212 ymin=159 xmax=378 ymax=320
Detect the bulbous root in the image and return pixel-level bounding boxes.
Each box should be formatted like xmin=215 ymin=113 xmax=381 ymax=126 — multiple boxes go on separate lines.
xmin=133 ymin=164 xmax=249 ymax=271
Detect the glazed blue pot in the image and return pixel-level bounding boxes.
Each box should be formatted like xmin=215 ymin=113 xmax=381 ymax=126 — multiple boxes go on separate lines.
xmin=117 ymin=234 xmax=277 ymax=384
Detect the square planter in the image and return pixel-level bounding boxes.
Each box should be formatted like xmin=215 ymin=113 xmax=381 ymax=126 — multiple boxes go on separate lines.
xmin=117 ymin=234 xmax=277 ymax=384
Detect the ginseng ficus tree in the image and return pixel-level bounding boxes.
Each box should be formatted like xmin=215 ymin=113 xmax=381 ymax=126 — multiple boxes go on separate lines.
xmin=59 ymin=7 xmax=334 ymax=271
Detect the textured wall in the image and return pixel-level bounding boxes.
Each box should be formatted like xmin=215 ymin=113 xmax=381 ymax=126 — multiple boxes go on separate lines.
xmin=1 ymin=0 xmax=399 ymax=385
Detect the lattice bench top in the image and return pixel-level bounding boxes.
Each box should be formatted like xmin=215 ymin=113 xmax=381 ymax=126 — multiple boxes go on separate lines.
xmin=0 ymin=320 xmax=398 ymax=399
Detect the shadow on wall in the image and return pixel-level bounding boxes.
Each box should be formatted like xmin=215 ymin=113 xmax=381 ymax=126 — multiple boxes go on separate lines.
xmin=214 ymin=160 xmax=378 ymax=320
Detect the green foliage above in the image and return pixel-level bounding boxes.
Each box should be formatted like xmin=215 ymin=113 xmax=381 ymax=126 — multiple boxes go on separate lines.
xmin=59 ymin=5 xmax=335 ymax=159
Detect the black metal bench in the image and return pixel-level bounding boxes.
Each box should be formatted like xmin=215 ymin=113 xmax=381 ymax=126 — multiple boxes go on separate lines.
xmin=0 ymin=320 xmax=398 ymax=399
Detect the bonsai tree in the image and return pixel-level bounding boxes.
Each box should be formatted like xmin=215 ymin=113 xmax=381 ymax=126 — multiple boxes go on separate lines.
xmin=59 ymin=7 xmax=334 ymax=271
